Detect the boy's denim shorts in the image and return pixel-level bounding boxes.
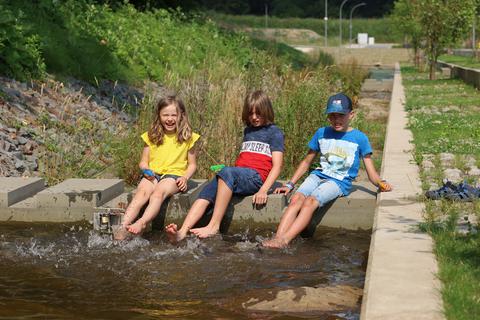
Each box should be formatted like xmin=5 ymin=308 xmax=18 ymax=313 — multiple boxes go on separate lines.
xmin=296 ymin=173 xmax=343 ymax=206
xmin=197 ymin=167 xmax=263 ymax=203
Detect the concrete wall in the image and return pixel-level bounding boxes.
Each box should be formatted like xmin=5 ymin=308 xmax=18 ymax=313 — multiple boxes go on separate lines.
xmin=437 ymin=60 xmax=480 ymax=89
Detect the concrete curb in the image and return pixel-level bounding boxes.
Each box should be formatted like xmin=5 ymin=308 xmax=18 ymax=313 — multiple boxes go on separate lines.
xmin=360 ymin=63 xmax=444 ymax=320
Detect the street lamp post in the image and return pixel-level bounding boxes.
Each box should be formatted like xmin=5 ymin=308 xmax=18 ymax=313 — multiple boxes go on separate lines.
xmin=339 ymin=0 xmax=349 ymax=46
xmin=349 ymin=3 xmax=366 ymax=46
xmin=265 ymin=3 xmax=268 ymax=28
xmin=324 ymin=0 xmax=328 ymax=47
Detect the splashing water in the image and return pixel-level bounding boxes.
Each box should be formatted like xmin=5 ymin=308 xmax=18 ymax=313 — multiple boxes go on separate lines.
xmin=0 ymin=222 xmax=369 ymax=319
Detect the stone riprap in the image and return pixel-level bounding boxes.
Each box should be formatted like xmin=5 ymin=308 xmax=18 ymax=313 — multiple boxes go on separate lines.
xmin=0 ymin=177 xmax=377 ymax=230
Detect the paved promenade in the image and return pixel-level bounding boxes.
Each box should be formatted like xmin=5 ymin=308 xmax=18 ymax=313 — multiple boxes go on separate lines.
xmin=360 ymin=63 xmax=444 ymax=320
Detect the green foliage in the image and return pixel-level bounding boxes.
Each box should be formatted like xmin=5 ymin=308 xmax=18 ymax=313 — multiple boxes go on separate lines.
xmin=417 ymin=0 xmax=477 ymax=79
xmin=0 ymin=5 xmax=45 ymax=80
xmin=390 ymin=0 xmax=422 ymax=66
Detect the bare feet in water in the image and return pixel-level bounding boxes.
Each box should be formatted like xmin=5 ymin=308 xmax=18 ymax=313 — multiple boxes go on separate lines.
xmin=262 ymin=237 xmax=289 ymax=249
xmin=189 ymin=226 xmax=219 ymax=238
xmin=165 ymin=223 xmax=187 ymax=244
xmin=112 ymin=225 xmax=132 ymax=241
xmin=127 ymin=220 xmax=147 ymax=235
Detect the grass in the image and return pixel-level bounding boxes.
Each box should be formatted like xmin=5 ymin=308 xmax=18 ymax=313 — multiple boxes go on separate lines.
xmin=439 ymin=54 xmax=480 ymax=69
xmin=402 ymin=64 xmax=480 ymax=320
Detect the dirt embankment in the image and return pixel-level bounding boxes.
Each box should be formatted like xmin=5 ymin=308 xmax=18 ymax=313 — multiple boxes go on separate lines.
xmin=0 ymin=76 xmax=150 ymax=179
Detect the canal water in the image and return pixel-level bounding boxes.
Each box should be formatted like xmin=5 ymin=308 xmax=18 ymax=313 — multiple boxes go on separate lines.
xmin=0 ymin=222 xmax=369 ymax=319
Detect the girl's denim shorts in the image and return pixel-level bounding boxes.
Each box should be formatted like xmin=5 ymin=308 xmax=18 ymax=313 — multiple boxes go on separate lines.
xmin=296 ymin=173 xmax=343 ymax=206
xmin=197 ymin=166 xmax=263 ymax=203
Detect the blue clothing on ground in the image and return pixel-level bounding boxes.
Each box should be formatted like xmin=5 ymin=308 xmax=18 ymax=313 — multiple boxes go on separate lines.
xmin=308 ymin=126 xmax=372 ymax=196
xmin=197 ymin=167 xmax=263 ymax=204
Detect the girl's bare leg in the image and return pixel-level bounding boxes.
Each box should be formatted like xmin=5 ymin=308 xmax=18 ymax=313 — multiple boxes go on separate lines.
xmin=165 ymin=199 xmax=211 ymax=243
xmin=122 ymin=179 xmax=156 ymax=226
xmin=127 ymin=178 xmax=179 ymax=234
xmin=190 ymin=179 xmax=233 ymax=238
xmin=113 ymin=179 xmax=154 ymax=240
xmin=263 ymin=196 xmax=319 ymax=248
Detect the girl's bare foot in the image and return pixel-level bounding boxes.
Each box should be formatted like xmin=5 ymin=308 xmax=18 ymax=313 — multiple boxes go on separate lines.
xmin=165 ymin=223 xmax=187 ymax=244
xmin=127 ymin=220 xmax=146 ymax=235
xmin=112 ymin=225 xmax=132 ymax=241
xmin=189 ymin=226 xmax=219 ymax=238
xmin=262 ymin=237 xmax=289 ymax=249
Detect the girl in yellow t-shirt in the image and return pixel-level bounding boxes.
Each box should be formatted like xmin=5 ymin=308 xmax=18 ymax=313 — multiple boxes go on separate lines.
xmin=114 ymin=95 xmax=200 ymax=240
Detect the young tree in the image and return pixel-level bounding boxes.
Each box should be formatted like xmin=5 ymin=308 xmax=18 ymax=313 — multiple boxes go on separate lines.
xmin=418 ymin=0 xmax=477 ymax=80
xmin=391 ymin=0 xmax=422 ymax=67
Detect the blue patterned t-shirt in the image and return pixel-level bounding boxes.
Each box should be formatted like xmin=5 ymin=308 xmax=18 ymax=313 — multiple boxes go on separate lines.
xmin=308 ymin=127 xmax=372 ymax=196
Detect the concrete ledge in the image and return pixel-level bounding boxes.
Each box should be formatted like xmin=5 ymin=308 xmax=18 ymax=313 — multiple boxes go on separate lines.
xmin=37 ymin=178 xmax=124 ymax=208
xmin=316 ymin=183 xmax=377 ymax=230
xmin=0 ymin=177 xmax=45 ymax=207
xmin=0 ymin=177 xmax=376 ymax=232
xmin=437 ymin=60 xmax=480 ymax=89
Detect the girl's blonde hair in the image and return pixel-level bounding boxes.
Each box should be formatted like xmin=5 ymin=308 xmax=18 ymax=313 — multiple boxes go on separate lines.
xmin=241 ymin=90 xmax=275 ymax=126
xmin=148 ymin=95 xmax=193 ymax=145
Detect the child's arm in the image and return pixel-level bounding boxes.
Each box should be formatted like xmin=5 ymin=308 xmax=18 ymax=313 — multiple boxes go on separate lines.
xmin=176 ymin=146 xmax=198 ymax=192
xmin=363 ymin=155 xmax=392 ymax=192
xmin=274 ymin=150 xmax=318 ymax=195
xmin=139 ymin=146 xmax=156 ymax=181
xmin=252 ymin=151 xmax=284 ymax=204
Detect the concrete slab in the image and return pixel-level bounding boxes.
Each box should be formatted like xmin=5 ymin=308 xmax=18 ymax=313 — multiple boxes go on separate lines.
xmin=0 ymin=177 xmax=45 ymax=207
xmin=37 ymin=178 xmax=124 ymax=208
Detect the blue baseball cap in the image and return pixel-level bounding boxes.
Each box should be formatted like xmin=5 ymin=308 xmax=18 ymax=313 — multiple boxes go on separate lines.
xmin=325 ymin=93 xmax=352 ymax=114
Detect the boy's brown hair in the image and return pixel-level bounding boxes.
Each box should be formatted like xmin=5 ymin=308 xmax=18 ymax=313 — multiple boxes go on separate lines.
xmin=148 ymin=95 xmax=193 ymax=145
xmin=241 ymin=90 xmax=275 ymax=126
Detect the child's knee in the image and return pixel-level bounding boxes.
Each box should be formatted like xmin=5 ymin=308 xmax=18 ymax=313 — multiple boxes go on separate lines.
xmin=290 ymin=193 xmax=306 ymax=206
xmin=303 ymin=196 xmax=320 ymax=209
xmin=150 ymin=190 xmax=167 ymax=201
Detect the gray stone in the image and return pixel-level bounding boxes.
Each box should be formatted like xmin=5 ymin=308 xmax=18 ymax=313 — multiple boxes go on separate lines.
xmin=422 ymin=159 xmax=435 ymax=170
xmin=440 ymin=153 xmax=455 ymax=166
xmin=468 ymin=166 xmax=480 ymax=176
xmin=11 ymin=151 xmax=23 ymax=160
xmin=17 ymin=136 xmax=28 ymax=145
xmin=443 ymin=168 xmax=463 ymax=182
xmin=14 ymin=159 xmax=24 ymax=170
xmin=465 ymin=155 xmax=477 ymax=167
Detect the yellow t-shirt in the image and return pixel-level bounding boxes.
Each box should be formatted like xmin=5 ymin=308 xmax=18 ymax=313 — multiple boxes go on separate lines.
xmin=141 ymin=131 xmax=200 ymax=176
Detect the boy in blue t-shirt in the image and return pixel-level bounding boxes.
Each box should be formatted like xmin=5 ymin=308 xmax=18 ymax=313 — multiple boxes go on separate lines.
xmin=263 ymin=93 xmax=392 ymax=248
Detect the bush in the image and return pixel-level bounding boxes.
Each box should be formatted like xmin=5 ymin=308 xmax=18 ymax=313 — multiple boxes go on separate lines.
xmin=0 ymin=5 xmax=45 ymax=80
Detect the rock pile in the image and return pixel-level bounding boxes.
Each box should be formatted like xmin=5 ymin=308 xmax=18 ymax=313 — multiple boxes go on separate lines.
xmin=0 ymin=76 xmax=146 ymax=180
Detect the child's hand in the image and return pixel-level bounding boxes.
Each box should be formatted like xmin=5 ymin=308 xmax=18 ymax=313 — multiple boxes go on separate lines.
xmin=252 ymin=191 xmax=268 ymax=205
xmin=176 ymin=176 xmax=188 ymax=192
xmin=274 ymin=186 xmax=291 ymax=194
xmin=274 ymin=181 xmax=295 ymax=195
xmin=378 ymin=180 xmax=393 ymax=192
xmin=142 ymin=169 xmax=155 ymax=182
